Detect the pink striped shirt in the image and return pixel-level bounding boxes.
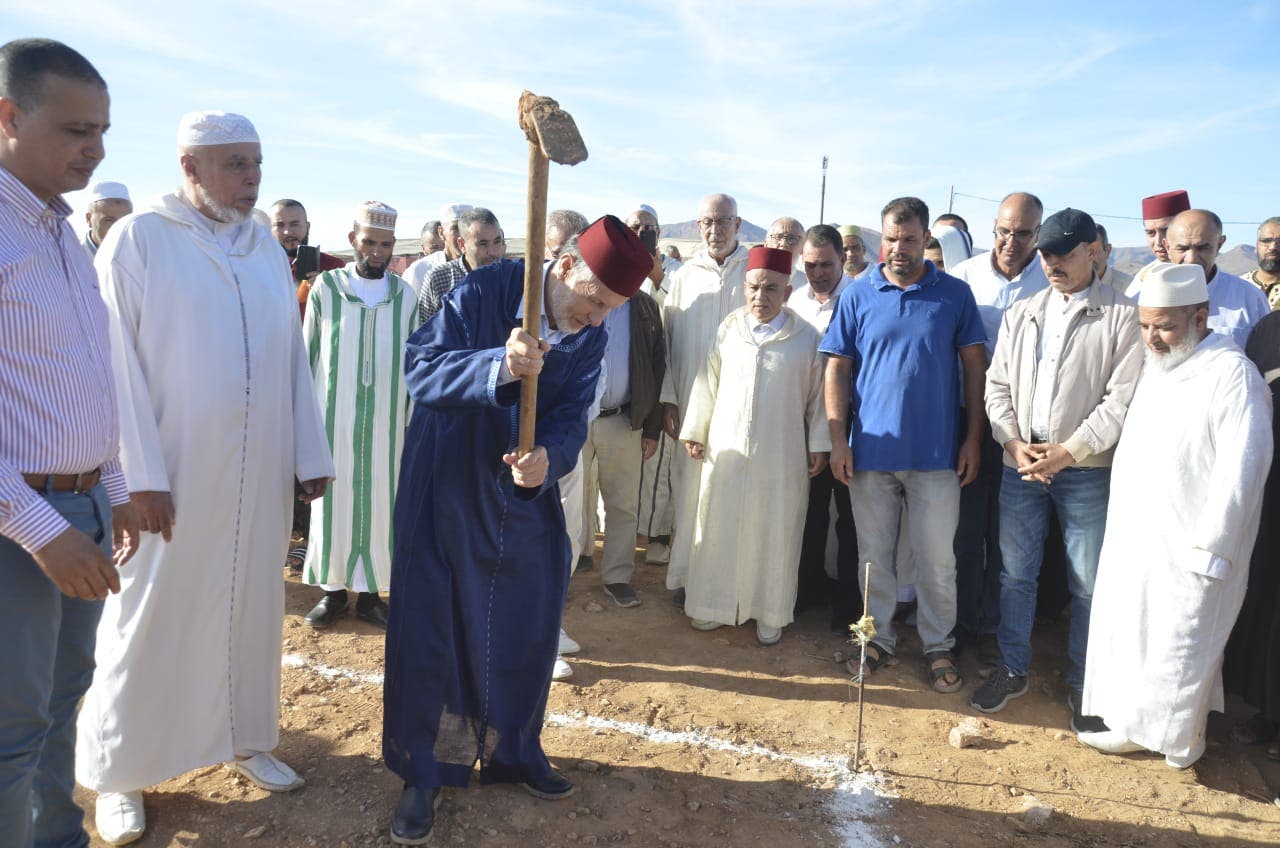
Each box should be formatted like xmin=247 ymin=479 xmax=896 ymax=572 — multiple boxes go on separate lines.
xmin=0 ymin=165 xmax=128 ymax=553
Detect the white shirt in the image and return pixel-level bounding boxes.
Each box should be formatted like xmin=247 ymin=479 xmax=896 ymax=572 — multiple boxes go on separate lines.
xmin=1031 ymin=284 xmax=1091 ymax=440
xmin=348 ymin=270 xmax=389 ymax=306
xmin=950 ymin=251 xmax=1050 ymax=361
xmin=749 ymin=310 xmax=788 ymax=346
xmin=789 ymin=274 xmax=854 ymax=335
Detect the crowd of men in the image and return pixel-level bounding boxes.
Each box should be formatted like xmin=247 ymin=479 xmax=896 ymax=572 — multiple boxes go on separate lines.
xmin=3 ymin=36 xmax=1279 ymax=848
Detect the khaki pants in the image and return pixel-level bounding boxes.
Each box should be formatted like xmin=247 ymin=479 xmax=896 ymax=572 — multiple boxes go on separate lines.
xmin=579 ymin=413 xmax=643 ymax=585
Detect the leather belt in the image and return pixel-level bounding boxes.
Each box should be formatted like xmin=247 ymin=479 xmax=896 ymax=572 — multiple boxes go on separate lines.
xmin=598 ymin=404 xmax=629 ymax=419
xmin=23 ymin=468 xmax=102 ymax=493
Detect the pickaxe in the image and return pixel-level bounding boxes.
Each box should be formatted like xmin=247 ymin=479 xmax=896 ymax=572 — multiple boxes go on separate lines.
xmin=516 ymin=90 xmax=588 ymax=455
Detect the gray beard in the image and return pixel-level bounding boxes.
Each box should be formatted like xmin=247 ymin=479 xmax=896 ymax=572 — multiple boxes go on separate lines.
xmin=196 ymin=185 xmax=249 ymax=224
xmin=1261 ymin=257 xmax=1279 ymax=274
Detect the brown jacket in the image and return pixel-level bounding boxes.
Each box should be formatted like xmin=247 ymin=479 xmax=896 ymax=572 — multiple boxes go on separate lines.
xmin=626 ymin=290 xmax=666 ymax=439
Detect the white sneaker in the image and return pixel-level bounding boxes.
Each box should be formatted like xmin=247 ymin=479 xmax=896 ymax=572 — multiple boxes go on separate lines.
xmin=230 ymin=751 xmax=306 ymax=791
xmin=645 ymin=541 xmax=670 ymax=564
xmin=1076 ymin=730 xmax=1145 ymax=754
xmin=756 ymin=622 xmax=782 ymax=646
xmin=96 ymin=790 xmax=145 ymax=846
xmin=552 ymin=657 xmax=573 ymax=680
xmin=558 ymin=627 xmax=580 ymax=655
xmin=690 ymin=618 xmax=723 ymax=631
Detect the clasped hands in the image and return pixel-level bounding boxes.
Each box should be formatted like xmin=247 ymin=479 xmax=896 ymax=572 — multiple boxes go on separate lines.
xmin=1006 ymin=439 xmax=1073 ymax=483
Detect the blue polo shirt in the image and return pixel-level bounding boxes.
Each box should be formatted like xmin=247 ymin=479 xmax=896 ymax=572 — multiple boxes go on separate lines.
xmin=819 ymin=261 xmax=985 ymax=472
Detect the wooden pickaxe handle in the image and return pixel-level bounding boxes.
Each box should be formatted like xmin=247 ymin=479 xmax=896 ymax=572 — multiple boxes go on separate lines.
xmin=516 ymin=91 xmax=587 ymax=456
xmin=518 ymin=144 xmax=549 ymax=455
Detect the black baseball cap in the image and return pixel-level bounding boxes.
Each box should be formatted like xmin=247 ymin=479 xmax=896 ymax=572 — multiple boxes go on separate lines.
xmin=1037 ymin=208 xmax=1098 ymax=256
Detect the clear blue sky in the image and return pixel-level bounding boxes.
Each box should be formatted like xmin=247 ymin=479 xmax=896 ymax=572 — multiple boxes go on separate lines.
xmin=5 ymin=1 xmax=1277 ymax=252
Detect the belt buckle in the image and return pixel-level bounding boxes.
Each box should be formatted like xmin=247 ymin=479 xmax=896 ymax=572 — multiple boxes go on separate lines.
xmin=73 ymin=471 xmax=91 ymax=494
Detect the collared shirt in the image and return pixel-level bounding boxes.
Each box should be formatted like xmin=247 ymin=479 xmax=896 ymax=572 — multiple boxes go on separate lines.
xmin=749 ymin=309 xmax=789 ymax=345
xmin=419 ymin=257 xmax=470 ymax=324
xmin=1243 ymin=268 xmax=1280 ymax=311
xmin=820 ymin=261 xmax=986 ymax=471
xmin=599 ymin=300 xmax=631 ymax=408
xmin=949 ymin=251 xmax=1049 ymax=361
xmin=81 ymin=229 xmax=99 ymax=259
xmin=789 ymin=274 xmax=854 ymax=335
xmin=0 ymin=165 xmax=129 ymax=552
xmin=1031 ymin=284 xmax=1091 ymax=440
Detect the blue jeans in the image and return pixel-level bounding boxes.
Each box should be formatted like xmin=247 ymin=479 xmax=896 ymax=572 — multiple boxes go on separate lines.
xmin=996 ymin=466 xmax=1109 ymax=691
xmin=849 ymin=470 xmax=960 ymax=655
xmin=0 ymin=485 xmax=110 ymax=848
xmin=954 ymin=423 xmax=1003 ymax=636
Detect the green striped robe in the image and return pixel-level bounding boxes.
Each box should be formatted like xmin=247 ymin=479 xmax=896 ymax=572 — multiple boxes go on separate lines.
xmin=301 ymin=266 xmax=419 ymax=592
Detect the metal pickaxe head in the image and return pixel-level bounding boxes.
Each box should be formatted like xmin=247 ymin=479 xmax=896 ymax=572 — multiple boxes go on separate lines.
xmin=518 ymin=90 xmax=588 ymax=166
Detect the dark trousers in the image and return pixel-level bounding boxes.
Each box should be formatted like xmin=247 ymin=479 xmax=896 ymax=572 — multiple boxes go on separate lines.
xmin=797 ymin=466 xmax=861 ymax=628
xmin=954 ymin=427 xmax=1003 ymax=637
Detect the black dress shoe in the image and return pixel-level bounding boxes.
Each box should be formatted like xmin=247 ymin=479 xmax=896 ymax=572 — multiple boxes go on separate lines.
xmin=670 ymin=587 xmax=686 ymax=608
xmin=355 ymin=594 xmax=390 ymax=629
xmin=391 ymin=785 xmax=440 ymax=845
xmin=304 ymin=591 xmax=347 ymax=629
xmin=519 ymin=767 xmax=575 ymax=800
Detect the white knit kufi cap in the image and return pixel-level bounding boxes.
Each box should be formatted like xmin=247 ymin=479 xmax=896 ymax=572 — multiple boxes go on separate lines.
xmin=177 ymin=111 xmax=260 ymax=147
xmin=438 ymin=202 xmax=472 ymax=223
xmin=1138 ymin=262 xmax=1209 ymax=308
xmin=88 ymin=180 xmax=130 ymax=203
xmin=357 ymin=201 xmax=397 ymax=231
xmin=635 ymin=203 xmax=659 ymax=221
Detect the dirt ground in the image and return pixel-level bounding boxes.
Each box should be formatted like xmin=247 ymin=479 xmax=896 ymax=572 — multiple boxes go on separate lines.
xmin=79 ymin=540 xmax=1280 ymax=847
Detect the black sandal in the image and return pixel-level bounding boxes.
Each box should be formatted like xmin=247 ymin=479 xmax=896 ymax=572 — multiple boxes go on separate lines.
xmin=845 ymin=643 xmax=889 ymax=678
xmin=925 ymin=650 xmax=963 ymax=694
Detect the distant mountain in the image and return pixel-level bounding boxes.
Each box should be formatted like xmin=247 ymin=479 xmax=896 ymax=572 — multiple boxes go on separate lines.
xmin=1111 ymin=244 xmax=1257 ymax=277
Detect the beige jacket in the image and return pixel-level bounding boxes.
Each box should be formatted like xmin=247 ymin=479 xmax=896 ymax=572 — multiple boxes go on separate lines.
xmin=985 ymin=281 xmax=1142 ymax=469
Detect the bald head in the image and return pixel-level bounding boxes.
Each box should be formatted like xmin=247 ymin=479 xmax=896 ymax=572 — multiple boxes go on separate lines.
xmin=765 ymin=216 xmax=804 ymax=257
xmin=1166 ymin=209 xmax=1225 ymax=281
xmin=992 ymin=191 xmax=1043 ymax=277
xmin=696 ymin=193 xmax=741 ymax=262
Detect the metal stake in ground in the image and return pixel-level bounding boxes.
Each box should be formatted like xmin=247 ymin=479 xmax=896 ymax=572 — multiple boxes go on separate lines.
xmin=850 ymin=559 xmax=876 ymax=771
xmin=515 ymin=91 xmax=588 ymax=455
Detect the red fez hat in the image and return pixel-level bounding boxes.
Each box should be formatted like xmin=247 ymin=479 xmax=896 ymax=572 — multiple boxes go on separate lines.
xmin=578 ymin=214 xmax=650 ymax=298
xmin=1141 ymin=190 xmax=1190 ymax=220
xmin=747 ymin=245 xmax=793 ymax=276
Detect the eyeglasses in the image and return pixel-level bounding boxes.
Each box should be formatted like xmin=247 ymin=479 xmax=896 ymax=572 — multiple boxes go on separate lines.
xmin=697 ymin=217 xmax=736 ymax=229
xmin=1260 ymin=237 xmax=1280 ymax=246
xmin=766 ymin=233 xmax=802 ymax=245
xmin=994 ymin=227 xmax=1038 ymax=242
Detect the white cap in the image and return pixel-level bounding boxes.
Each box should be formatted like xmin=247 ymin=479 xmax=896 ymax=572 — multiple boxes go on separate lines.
xmin=635 ymin=203 xmax=659 ymax=223
xmin=88 ymin=180 xmax=130 ymax=203
xmin=356 ymin=200 xmax=397 ymax=231
xmin=438 ymin=202 xmax=472 ymax=223
xmin=1138 ymin=262 xmax=1209 ymax=308
xmin=177 ymin=111 xmax=260 ymax=148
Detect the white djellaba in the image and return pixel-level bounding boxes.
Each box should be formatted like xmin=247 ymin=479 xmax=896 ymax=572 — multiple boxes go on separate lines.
xmin=1080 ymin=263 xmax=1272 ymax=767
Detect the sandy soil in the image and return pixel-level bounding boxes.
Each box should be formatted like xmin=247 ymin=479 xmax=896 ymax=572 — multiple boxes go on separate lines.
xmin=78 ymin=540 xmax=1280 ymax=847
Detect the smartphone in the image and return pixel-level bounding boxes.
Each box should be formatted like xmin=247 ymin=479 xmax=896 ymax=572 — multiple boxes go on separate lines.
xmin=294 ymin=244 xmax=320 ymax=277
xmin=639 ymin=228 xmax=659 ymax=256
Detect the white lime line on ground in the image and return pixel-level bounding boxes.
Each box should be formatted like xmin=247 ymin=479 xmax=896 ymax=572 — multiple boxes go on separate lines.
xmin=281 ymin=652 xmax=894 ymax=848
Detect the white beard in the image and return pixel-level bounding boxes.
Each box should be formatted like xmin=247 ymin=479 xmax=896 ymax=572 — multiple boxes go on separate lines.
xmin=1143 ymin=335 xmax=1198 ymax=373
xmin=196 ymin=185 xmax=249 ymax=224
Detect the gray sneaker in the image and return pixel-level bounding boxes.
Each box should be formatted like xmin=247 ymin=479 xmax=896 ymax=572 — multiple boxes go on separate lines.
xmin=603 ymin=583 xmax=641 ymax=608
xmin=970 ymin=666 xmax=1029 ymax=713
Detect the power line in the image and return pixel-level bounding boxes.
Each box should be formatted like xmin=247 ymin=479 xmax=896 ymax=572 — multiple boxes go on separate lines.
xmin=952 ymin=191 xmax=1263 ymax=226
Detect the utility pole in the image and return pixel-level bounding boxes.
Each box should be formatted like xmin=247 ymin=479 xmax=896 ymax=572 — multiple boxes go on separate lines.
xmin=819 ymin=156 xmax=829 ymax=224
xmin=947 ymin=184 xmax=955 ymax=214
